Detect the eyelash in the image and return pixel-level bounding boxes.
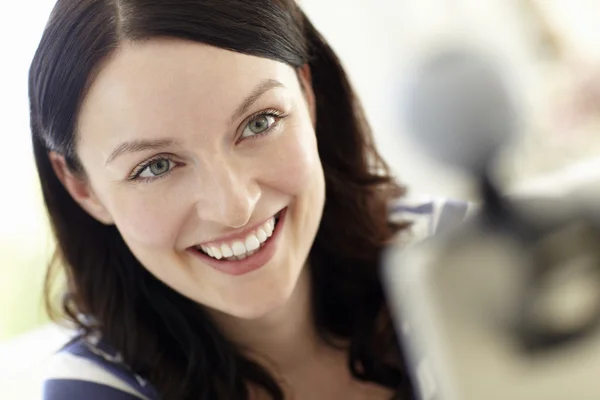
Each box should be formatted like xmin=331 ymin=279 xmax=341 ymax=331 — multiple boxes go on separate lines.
xmin=239 ymin=109 xmax=286 ymax=142
xmin=127 ymin=154 xmax=177 ymax=183
xmin=127 ymin=109 xmax=287 ymax=184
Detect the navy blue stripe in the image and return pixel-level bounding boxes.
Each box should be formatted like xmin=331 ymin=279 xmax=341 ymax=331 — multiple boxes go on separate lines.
xmin=62 ymin=339 xmax=159 ymax=399
xmin=390 ymin=202 xmax=435 ymax=216
xmin=44 ymin=379 xmax=142 ymax=399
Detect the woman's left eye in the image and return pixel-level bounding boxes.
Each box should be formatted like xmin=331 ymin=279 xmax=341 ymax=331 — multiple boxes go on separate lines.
xmin=241 ymin=114 xmax=277 ymax=139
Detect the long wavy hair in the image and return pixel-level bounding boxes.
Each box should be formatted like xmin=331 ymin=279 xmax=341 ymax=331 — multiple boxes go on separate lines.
xmin=29 ymin=0 xmax=413 ymax=398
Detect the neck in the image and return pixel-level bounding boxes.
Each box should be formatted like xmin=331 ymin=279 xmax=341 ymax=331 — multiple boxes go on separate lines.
xmin=210 ymin=266 xmax=331 ymax=373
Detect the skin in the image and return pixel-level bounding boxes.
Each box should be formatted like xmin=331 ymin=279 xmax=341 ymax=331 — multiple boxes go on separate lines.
xmin=51 ymin=38 xmax=392 ymax=399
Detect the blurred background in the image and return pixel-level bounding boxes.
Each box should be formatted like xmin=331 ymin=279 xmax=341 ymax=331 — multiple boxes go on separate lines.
xmin=1 ymin=0 xmax=599 ymax=398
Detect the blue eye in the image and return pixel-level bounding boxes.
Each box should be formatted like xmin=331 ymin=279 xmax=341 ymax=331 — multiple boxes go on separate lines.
xmin=129 ymin=156 xmax=177 ymax=182
xmin=139 ymin=158 xmax=173 ymax=178
xmin=241 ymin=112 xmax=280 ymax=139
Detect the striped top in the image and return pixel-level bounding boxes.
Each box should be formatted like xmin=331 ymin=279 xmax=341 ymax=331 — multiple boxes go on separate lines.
xmin=42 ymin=197 xmax=471 ymax=399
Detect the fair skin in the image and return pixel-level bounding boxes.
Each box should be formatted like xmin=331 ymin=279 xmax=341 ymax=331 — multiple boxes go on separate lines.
xmin=51 ymin=38 xmax=392 ymax=399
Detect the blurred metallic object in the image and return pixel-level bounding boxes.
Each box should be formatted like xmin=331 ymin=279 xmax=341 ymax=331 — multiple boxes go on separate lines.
xmin=384 ymin=47 xmax=600 ymax=400
xmin=403 ymin=47 xmax=520 ymax=172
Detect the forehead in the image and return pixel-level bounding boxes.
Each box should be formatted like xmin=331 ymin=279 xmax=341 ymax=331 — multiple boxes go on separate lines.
xmin=77 ymin=38 xmax=297 ymax=140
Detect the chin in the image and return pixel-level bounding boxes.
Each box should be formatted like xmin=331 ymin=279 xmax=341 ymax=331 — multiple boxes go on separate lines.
xmin=228 ymin=300 xmax=287 ymax=320
xmin=220 ymin=266 xmax=303 ymax=320
xmin=212 ymin=299 xmax=285 ymax=321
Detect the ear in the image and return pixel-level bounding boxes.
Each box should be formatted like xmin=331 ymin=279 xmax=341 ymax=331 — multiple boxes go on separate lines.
xmin=298 ymin=64 xmax=317 ymax=126
xmin=48 ymin=152 xmax=114 ymax=225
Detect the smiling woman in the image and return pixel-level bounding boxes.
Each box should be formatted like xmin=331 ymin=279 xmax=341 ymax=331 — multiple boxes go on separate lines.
xmin=29 ymin=1 xmax=411 ymax=399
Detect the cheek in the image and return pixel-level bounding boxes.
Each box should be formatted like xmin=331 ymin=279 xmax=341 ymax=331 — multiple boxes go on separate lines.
xmin=108 ymin=189 xmax=190 ymax=248
xmin=262 ymin=124 xmax=323 ymax=195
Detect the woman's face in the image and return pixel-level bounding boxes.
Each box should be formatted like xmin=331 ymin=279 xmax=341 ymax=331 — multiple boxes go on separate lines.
xmin=68 ymin=38 xmax=325 ymax=319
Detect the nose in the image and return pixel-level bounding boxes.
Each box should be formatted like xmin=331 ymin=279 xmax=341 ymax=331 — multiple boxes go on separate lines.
xmin=194 ymin=161 xmax=261 ymax=228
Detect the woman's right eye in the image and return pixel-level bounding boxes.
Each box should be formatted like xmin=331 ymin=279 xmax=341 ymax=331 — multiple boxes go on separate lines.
xmin=131 ymin=157 xmax=176 ymax=181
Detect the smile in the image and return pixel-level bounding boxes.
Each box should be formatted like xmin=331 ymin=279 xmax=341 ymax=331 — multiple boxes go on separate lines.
xmin=188 ymin=208 xmax=286 ymax=276
xmin=196 ymin=213 xmax=280 ymax=261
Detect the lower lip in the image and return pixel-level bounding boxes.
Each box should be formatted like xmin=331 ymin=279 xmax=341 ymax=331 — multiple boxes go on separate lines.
xmin=188 ymin=208 xmax=287 ymax=276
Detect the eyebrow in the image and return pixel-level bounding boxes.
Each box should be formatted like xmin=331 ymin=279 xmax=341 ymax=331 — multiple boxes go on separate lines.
xmin=229 ymin=78 xmax=285 ymax=124
xmin=106 ymin=138 xmax=178 ymax=165
xmin=106 ymin=79 xmax=284 ymax=165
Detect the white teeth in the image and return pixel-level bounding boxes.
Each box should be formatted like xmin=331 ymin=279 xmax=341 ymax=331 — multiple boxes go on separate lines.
xmin=212 ymin=246 xmax=223 ymax=260
xmin=221 ymin=244 xmax=233 ymax=258
xmin=264 ymin=219 xmax=274 ymax=237
xmin=232 ymin=241 xmax=246 ymax=256
xmin=245 ymin=235 xmax=260 ymax=252
xmin=257 ymin=229 xmax=268 ymax=243
xmin=199 ymin=214 xmax=280 ymax=260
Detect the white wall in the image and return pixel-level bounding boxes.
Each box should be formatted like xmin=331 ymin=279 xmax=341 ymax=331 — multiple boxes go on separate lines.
xmin=0 ymin=0 xmax=58 ymax=342
xmin=1 ymin=1 xmax=55 ymax=238
xmin=300 ymin=0 xmax=539 ymax=198
xmin=300 ymin=0 xmax=600 ymax=198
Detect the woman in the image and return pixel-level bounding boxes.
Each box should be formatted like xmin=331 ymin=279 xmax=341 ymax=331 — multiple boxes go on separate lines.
xmin=30 ymin=0 xmax=416 ymax=398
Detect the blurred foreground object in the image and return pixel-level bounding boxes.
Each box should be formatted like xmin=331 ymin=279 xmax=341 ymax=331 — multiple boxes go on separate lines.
xmin=384 ymin=47 xmax=600 ymax=400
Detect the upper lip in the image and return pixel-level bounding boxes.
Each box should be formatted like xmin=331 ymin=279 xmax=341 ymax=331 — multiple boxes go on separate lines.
xmin=192 ymin=210 xmax=282 ymax=248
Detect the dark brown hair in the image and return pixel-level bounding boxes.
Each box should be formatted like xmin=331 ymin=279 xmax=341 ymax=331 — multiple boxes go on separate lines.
xmin=29 ymin=0 xmax=413 ymax=398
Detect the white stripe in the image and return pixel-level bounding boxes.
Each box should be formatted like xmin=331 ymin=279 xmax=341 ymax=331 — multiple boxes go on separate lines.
xmin=430 ymin=197 xmax=447 ymax=234
xmin=0 ymin=324 xmax=74 ymax=377
xmin=43 ymin=352 xmax=150 ymax=400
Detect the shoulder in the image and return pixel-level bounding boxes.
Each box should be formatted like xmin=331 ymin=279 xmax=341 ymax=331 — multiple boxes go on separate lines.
xmin=390 ymin=195 xmax=475 ymax=241
xmin=42 ymin=336 xmax=157 ymax=400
